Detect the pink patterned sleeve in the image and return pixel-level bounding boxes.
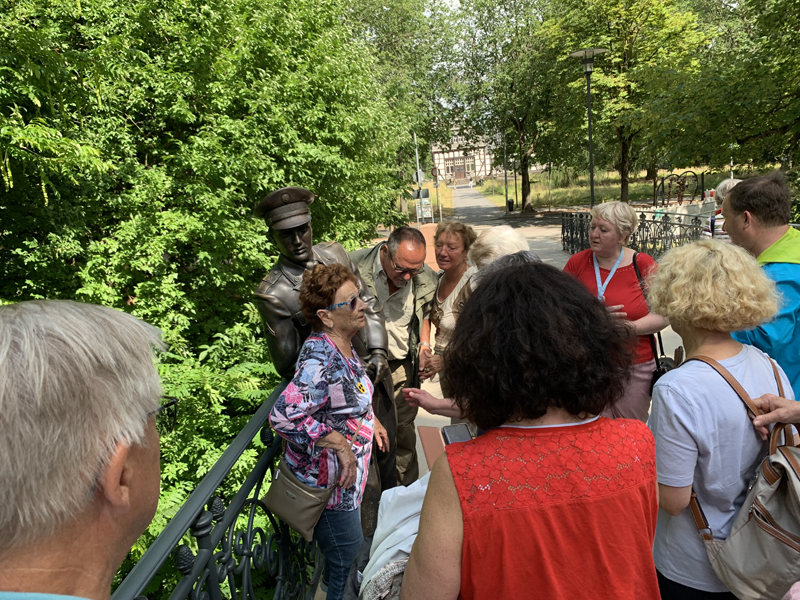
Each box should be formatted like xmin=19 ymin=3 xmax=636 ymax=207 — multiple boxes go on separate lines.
xmin=269 ymin=351 xmax=333 ymax=453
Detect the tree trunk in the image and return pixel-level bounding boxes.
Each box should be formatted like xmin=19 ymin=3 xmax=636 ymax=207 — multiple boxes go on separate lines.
xmin=616 ymin=126 xmax=634 ymax=202
xmin=520 ymin=152 xmax=531 ymax=211
xmin=646 ymin=157 xmax=658 ymax=181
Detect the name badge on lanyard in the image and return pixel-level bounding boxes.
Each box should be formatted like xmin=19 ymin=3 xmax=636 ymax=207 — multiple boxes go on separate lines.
xmin=593 ymin=248 xmax=625 ymax=300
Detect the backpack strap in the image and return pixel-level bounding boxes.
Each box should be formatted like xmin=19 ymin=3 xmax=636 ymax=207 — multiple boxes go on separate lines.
xmin=683 ymin=354 xmax=783 ymax=539
xmin=688 ymin=355 xmax=763 ymax=417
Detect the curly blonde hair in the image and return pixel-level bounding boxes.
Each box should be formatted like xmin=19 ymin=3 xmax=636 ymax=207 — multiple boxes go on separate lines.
xmin=591 ymin=201 xmax=639 ymax=243
xmin=647 ymin=240 xmax=777 ymax=332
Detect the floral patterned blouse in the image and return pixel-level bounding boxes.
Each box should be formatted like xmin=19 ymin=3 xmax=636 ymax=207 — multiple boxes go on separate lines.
xmin=269 ymin=333 xmax=374 ymax=511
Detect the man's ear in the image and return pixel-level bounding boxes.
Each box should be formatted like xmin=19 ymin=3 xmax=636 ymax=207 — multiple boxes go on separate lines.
xmin=96 ymin=441 xmax=133 ymax=511
xmin=742 ymin=210 xmax=754 ymax=228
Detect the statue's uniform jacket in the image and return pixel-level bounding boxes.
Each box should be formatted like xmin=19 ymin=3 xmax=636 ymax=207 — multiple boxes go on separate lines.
xmin=253 ymin=241 xmax=390 ymax=386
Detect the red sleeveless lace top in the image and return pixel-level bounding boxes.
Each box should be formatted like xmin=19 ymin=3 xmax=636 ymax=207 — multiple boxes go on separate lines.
xmin=445 ymin=417 xmax=660 ymax=600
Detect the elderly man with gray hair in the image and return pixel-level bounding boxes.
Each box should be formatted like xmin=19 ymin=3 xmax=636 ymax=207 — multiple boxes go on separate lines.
xmin=0 ymin=300 xmax=173 ymax=600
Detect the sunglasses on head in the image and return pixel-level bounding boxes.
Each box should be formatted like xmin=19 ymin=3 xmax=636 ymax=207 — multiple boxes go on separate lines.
xmin=325 ymin=295 xmax=359 ymax=311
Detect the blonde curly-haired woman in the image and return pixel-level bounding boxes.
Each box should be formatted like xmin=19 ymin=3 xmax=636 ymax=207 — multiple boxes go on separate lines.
xmin=647 ymin=240 xmax=795 ymax=599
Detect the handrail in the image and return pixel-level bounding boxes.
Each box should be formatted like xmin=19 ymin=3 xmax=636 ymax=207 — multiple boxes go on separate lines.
xmin=111 ymin=380 xmax=322 ymax=600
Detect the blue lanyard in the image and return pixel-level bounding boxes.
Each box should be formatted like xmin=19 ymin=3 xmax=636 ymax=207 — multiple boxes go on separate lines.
xmin=593 ymin=248 xmax=625 ymax=300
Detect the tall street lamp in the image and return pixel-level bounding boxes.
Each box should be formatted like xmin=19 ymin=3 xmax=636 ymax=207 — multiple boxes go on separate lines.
xmin=570 ymin=47 xmax=607 ymax=208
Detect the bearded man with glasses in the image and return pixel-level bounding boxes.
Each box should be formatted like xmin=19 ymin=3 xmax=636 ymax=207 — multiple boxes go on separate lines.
xmin=350 ymin=227 xmax=437 ymax=485
xmin=0 ymin=300 xmax=175 ymax=600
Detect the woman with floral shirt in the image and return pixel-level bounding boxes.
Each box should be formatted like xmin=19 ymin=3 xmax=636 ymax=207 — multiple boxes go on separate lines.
xmin=270 ymin=263 xmax=388 ymax=600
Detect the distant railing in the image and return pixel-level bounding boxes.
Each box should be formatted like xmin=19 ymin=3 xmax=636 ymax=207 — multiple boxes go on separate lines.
xmin=112 ymin=380 xmax=325 ymax=600
xmin=562 ymin=211 xmax=704 ymax=259
xmin=654 ymin=171 xmax=699 ymax=207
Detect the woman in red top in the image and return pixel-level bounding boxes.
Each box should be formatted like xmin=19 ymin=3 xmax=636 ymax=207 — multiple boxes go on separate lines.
xmin=400 ymin=264 xmax=660 ymax=600
xmin=563 ymin=201 xmax=669 ymax=421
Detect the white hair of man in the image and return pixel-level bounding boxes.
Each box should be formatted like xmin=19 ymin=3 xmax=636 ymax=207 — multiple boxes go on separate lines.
xmin=0 ymin=300 xmax=165 ymax=550
xmin=714 ymin=178 xmax=742 ymax=208
xmin=468 ymin=226 xmax=530 ymax=270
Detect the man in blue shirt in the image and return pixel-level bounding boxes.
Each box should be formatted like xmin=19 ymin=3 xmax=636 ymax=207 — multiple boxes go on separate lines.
xmin=722 ymin=171 xmax=800 ymax=398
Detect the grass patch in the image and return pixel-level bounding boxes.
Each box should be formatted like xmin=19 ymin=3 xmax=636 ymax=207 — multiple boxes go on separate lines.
xmin=477 ymin=169 xmax=747 ymax=210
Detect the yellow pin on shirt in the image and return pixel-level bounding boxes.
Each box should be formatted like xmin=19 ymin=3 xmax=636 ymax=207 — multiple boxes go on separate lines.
xmin=356 ymin=382 xmax=366 ymax=394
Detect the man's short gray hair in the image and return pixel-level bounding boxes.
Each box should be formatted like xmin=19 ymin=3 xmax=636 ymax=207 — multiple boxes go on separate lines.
xmin=468 ymin=226 xmax=530 ymax=270
xmin=0 ymin=300 xmax=165 ymax=549
xmin=386 ymin=226 xmax=426 ymax=255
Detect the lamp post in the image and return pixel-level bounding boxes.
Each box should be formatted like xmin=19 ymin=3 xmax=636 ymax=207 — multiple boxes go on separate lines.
xmin=570 ymin=47 xmax=607 ymax=208
xmin=504 ymin=132 xmax=511 ymax=213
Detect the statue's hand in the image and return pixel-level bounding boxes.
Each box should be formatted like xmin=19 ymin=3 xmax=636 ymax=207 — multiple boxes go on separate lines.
xmin=366 ymin=351 xmax=390 ymax=385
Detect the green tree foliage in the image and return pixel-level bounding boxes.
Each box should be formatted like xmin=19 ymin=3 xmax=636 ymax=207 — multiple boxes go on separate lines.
xmin=554 ymin=0 xmax=707 ymax=200
xmin=0 ymin=0 xmax=416 ymax=579
xmin=456 ymin=0 xmax=583 ymax=211
xmin=653 ymin=0 xmax=800 ymax=171
xmin=347 ymin=0 xmax=455 ymax=193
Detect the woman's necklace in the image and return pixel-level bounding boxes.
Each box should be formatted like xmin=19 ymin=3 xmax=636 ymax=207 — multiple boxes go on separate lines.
xmin=437 ymin=263 xmax=467 ymax=303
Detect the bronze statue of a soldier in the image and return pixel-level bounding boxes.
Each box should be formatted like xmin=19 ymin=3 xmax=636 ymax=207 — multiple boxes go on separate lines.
xmin=253 ymin=187 xmax=398 ymax=530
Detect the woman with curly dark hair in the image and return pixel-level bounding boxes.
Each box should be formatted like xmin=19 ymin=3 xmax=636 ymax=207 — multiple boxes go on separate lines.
xmin=400 ymin=263 xmax=660 ymax=600
xmin=269 ymin=263 xmax=388 ymax=600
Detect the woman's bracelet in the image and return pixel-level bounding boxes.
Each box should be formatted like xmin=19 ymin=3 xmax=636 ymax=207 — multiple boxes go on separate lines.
xmin=419 ymin=342 xmax=432 ymax=350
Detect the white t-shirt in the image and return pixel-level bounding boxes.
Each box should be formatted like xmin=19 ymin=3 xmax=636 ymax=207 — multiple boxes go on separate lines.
xmin=649 ymin=344 xmax=794 ymax=592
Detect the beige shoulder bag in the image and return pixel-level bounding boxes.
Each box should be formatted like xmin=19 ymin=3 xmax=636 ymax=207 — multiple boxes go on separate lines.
xmin=686 ymin=356 xmax=800 ymax=600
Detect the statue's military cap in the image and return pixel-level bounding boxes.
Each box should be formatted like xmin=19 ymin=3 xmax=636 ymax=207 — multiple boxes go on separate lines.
xmin=255 ymin=187 xmax=314 ymax=230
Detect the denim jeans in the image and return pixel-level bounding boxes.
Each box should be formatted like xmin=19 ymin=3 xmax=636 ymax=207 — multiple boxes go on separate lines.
xmin=314 ymin=506 xmax=363 ymax=600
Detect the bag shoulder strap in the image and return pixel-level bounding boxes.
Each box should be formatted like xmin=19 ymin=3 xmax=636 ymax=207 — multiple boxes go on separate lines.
xmin=684 ymin=354 xmax=782 ymax=539
xmin=686 ymin=355 xmax=763 ymax=417
xmin=348 ymin=413 xmax=368 ymax=451
xmin=631 ymin=252 xmax=659 ymax=359
xmin=770 ymin=359 xmax=786 ymax=398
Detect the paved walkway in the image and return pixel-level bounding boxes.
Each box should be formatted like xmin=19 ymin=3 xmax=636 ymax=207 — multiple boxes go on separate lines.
xmin=403 ymin=186 xmax=684 ymax=477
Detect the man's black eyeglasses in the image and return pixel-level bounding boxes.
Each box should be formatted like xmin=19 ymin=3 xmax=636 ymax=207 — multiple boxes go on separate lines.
xmin=148 ymin=397 xmax=178 ymax=436
xmin=389 ymin=252 xmax=424 ymax=277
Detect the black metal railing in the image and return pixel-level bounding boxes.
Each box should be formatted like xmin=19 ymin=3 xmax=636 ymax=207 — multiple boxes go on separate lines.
xmin=112 ymin=380 xmax=325 ymax=600
xmin=562 ymin=211 xmax=704 ymax=259
xmin=561 ymin=211 xmax=591 ymax=255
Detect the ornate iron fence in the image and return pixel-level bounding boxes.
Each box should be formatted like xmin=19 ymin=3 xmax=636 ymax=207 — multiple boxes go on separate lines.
xmin=654 ymin=171 xmax=699 ymax=207
xmin=112 ymin=381 xmax=325 ymax=600
xmin=562 ymin=211 xmax=704 ymax=259
xmin=561 ymin=211 xmax=592 ymax=255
